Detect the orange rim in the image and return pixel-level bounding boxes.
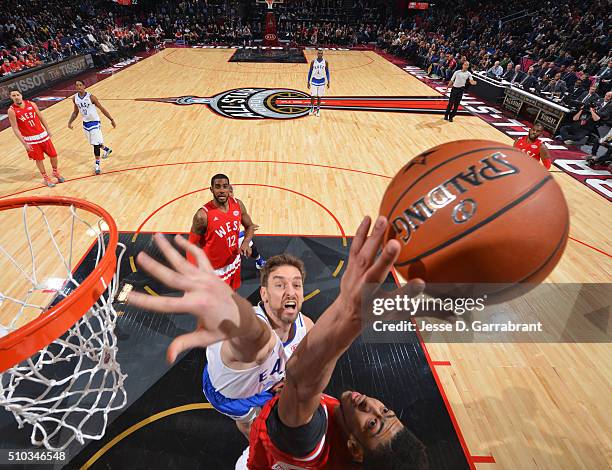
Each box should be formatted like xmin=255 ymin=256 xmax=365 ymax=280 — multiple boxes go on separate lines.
xmin=0 ymin=196 xmax=118 ymax=372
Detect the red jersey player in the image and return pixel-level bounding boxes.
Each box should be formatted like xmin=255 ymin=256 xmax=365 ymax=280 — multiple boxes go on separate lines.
xmin=187 ymin=174 xmax=256 ymax=290
xmin=514 ymin=123 xmax=552 ymax=170
xmin=127 ymin=217 xmax=434 ymax=470
xmin=7 ymin=89 xmax=65 ymax=187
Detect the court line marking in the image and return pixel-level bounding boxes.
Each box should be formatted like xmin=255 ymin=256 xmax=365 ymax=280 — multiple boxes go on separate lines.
xmin=431 ymin=361 xmax=452 ymax=366
xmin=568 ymin=236 xmax=612 ymax=258
xmin=332 ymin=259 xmax=344 ymax=277
xmin=390 ymin=268 xmax=486 ymax=469
xmin=471 ymin=455 xmax=496 ymax=464
xmin=80 ymin=403 xmax=214 ymax=469
xmin=143 ymin=286 xmax=158 ymax=296
xmin=134 ymin=183 xmax=347 ymax=237
xmin=0 ymin=159 xmax=390 ymax=200
xmin=162 ymin=48 xmax=375 ymax=73
xmin=304 ymin=289 xmax=320 ymax=301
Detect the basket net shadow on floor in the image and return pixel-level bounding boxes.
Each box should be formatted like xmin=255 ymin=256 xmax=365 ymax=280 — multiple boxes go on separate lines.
xmin=0 ymin=233 xmax=469 ymax=470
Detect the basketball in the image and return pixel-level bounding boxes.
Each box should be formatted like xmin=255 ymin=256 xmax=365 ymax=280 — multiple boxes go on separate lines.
xmin=380 ymin=140 xmax=569 ymax=299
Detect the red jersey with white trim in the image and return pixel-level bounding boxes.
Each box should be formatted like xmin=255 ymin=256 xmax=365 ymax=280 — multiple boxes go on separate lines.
xmin=10 ymin=101 xmax=49 ymax=144
xmin=201 ymin=197 xmax=241 ymax=271
xmin=248 ymin=394 xmax=359 ymax=470
xmin=515 ymin=135 xmax=544 ymax=163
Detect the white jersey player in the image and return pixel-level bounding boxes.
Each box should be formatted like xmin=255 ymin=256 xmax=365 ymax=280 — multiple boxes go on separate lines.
xmin=68 ymin=80 xmax=116 ymax=175
xmin=307 ymin=48 xmax=330 ymax=117
xmin=202 ymin=254 xmax=313 ymax=442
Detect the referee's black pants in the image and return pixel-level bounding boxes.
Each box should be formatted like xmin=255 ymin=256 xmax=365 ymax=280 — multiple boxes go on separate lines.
xmin=445 ymin=86 xmax=464 ymax=119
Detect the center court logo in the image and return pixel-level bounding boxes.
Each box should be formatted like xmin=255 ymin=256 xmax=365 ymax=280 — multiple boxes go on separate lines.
xmin=136 ymin=88 xmax=470 ymax=120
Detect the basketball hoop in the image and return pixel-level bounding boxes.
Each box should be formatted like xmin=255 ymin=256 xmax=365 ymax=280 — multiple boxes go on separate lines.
xmin=0 ymin=196 xmax=127 ymax=451
xmin=257 ymin=0 xmax=283 ymax=10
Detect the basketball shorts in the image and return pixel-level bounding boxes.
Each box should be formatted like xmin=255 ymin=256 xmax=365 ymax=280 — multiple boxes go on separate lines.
xmin=226 ymin=269 xmax=241 ymax=290
xmin=214 ymin=254 xmax=241 ymax=290
xmin=310 ymin=83 xmax=325 ymax=97
xmin=202 ymin=365 xmax=271 ymax=423
xmin=83 ymin=121 xmax=104 ymax=146
xmin=26 ymin=139 xmax=57 ymax=161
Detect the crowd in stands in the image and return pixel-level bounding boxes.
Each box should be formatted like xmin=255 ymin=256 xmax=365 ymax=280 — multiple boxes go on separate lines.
xmin=378 ymin=0 xmax=610 ymax=96
xmin=0 ymin=0 xmax=163 ymax=78
xmin=3 ymin=0 xmax=610 ymax=79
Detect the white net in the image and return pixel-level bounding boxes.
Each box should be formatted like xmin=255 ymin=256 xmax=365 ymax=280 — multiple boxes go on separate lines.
xmin=0 ymin=202 xmax=127 ymax=451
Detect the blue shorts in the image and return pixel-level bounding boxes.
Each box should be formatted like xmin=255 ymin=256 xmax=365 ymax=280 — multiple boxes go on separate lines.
xmin=202 ymin=365 xmax=274 ymax=422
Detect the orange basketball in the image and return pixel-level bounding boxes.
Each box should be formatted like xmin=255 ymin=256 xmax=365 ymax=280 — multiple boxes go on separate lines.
xmin=380 ymin=140 xmax=569 ymax=299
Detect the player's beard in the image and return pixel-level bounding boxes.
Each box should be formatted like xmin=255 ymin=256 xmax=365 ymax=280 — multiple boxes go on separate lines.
xmin=214 ymin=194 xmax=228 ymax=206
xmin=276 ymin=306 xmax=300 ymax=324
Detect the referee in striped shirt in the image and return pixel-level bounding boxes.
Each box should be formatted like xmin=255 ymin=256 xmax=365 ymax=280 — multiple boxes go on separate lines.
xmin=444 ymin=61 xmax=477 ymax=122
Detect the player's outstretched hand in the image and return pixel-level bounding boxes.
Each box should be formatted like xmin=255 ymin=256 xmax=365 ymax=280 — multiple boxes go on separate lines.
xmin=337 ymin=216 xmax=426 ymax=322
xmin=68 ymin=123 xmax=73 ymax=130
xmin=127 ymin=233 xmax=245 ymax=362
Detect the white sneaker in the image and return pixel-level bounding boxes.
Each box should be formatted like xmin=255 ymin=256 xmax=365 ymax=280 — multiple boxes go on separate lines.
xmin=316 ymin=109 xmax=320 ymax=117
xmin=95 ymin=163 xmax=101 ymax=175
xmin=103 ymin=147 xmax=112 ymax=159
xmin=309 ymin=107 xmax=314 ymax=115
xmin=235 ymin=447 xmax=249 ymax=470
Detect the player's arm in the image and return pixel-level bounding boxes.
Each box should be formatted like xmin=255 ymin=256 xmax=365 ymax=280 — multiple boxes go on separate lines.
xmin=186 ymin=208 xmax=207 ymax=265
xmin=278 ymin=217 xmax=424 ymax=427
xmin=223 ymin=315 xmax=277 ymax=365
xmin=325 ymin=61 xmax=330 ymax=88
xmin=469 ymin=72 xmax=477 ymax=85
xmin=7 ymin=108 xmax=32 ymax=151
xmin=540 ymin=144 xmax=552 ymax=169
xmin=307 ymin=61 xmax=313 ymax=87
xmin=67 ymin=97 xmax=79 ymax=129
xmin=126 ymin=234 xmax=271 ymax=363
xmin=32 ymin=102 xmax=52 ymax=137
xmin=262 ymin=316 xmax=314 ymax=375
xmin=237 ymin=199 xmax=255 ymax=257
xmin=303 ymin=315 xmax=314 ymax=331
xmin=91 ymin=94 xmax=116 ymax=128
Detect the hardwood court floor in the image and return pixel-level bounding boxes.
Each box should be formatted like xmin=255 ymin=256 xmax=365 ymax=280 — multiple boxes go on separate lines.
xmin=0 ymin=48 xmax=610 ymax=469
